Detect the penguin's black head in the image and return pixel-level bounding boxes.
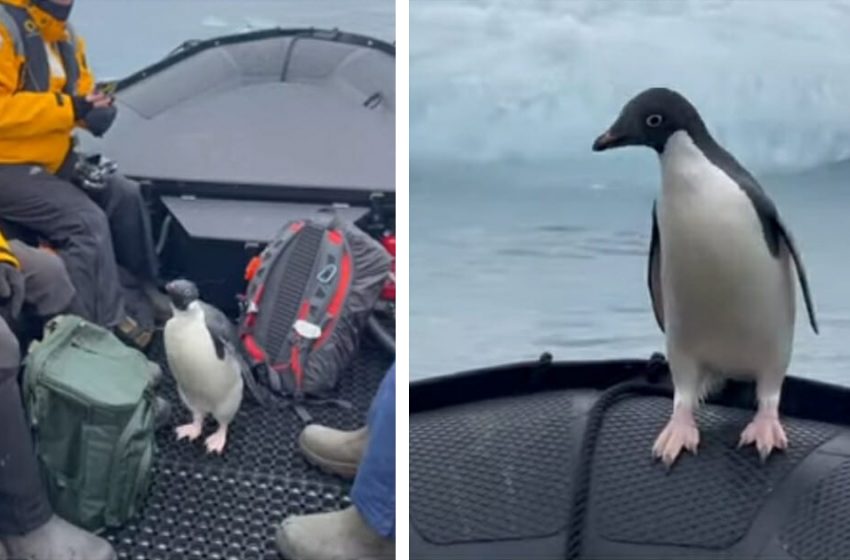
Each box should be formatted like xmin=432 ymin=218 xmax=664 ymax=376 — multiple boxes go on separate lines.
xmin=165 ymin=279 xmax=199 ymax=311
xmin=592 ymin=87 xmax=707 ymax=154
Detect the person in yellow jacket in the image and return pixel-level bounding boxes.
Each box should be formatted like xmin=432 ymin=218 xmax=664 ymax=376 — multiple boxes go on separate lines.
xmin=0 ymin=229 xmax=117 ymax=560
xmin=0 ymin=0 xmax=168 ymax=348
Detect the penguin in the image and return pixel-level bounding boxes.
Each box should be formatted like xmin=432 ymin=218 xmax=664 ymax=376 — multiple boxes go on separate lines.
xmin=163 ymin=279 xmax=244 ymax=454
xmin=592 ymin=87 xmax=818 ymax=466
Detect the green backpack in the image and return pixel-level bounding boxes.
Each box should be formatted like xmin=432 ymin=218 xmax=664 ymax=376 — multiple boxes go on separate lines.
xmin=22 ymin=314 xmax=158 ymax=532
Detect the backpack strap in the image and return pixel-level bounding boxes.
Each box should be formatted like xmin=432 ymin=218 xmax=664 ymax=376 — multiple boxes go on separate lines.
xmin=313 ymin=231 xmax=353 ymax=351
xmin=56 ymin=23 xmax=79 ymax=95
xmin=239 ymin=221 xmax=304 ymax=371
xmin=105 ymin=386 xmax=155 ymax=525
xmin=0 ymin=5 xmax=80 ymax=93
xmin=284 ymin=227 xmax=350 ymax=396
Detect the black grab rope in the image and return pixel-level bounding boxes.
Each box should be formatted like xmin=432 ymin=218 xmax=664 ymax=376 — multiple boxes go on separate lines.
xmin=564 ymin=356 xmax=673 ymax=560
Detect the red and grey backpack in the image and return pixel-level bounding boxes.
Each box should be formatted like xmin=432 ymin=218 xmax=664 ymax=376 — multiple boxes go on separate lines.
xmin=238 ymin=212 xmax=391 ymax=401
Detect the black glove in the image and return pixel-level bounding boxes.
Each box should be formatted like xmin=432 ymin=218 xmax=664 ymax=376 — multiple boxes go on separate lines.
xmin=71 ymin=97 xmax=117 ymax=137
xmin=0 ymin=263 xmax=24 ymax=319
xmin=71 ymin=95 xmax=94 ymax=120
xmin=82 ymin=106 xmax=117 ymax=138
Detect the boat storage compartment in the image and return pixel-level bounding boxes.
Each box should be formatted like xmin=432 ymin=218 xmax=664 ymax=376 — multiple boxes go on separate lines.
xmin=155 ymin=196 xmax=369 ymax=316
xmin=160 ymin=196 xmax=369 ymax=244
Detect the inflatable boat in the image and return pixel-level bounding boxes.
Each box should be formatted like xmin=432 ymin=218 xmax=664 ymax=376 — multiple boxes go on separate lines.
xmin=410 ymin=353 xmax=850 ymax=560
xmin=76 ymin=28 xmax=395 ymax=559
xmin=79 ymin=26 xmax=395 ymax=318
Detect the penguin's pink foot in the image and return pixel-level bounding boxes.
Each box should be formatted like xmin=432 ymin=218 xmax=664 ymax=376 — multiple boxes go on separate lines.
xmin=205 ymin=426 xmax=229 ymax=454
xmin=175 ymin=420 xmax=203 ymax=441
xmin=652 ymin=408 xmax=700 ymax=467
xmin=739 ymin=412 xmax=788 ymax=462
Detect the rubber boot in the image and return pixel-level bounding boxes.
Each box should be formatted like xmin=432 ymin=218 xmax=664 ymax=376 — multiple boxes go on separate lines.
xmin=154 ymin=396 xmax=172 ymax=431
xmin=114 ymin=315 xmax=154 ymax=351
xmin=275 ymin=505 xmax=394 ymax=560
xmin=147 ymin=361 xmax=163 ymax=386
xmin=1 ymin=515 xmax=116 ymax=560
xmin=298 ymin=425 xmax=368 ymax=479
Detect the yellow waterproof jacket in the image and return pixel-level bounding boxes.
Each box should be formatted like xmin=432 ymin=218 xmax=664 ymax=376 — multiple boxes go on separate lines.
xmin=0 ymin=0 xmax=95 ymax=173
xmin=0 ymin=229 xmax=20 ymax=268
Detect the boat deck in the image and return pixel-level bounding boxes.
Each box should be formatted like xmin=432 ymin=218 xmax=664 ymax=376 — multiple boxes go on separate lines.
xmin=104 ymin=333 xmax=392 ymax=560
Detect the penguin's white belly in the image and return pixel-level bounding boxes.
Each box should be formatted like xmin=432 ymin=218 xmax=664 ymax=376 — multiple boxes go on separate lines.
xmin=164 ymin=316 xmax=241 ymax=413
xmin=659 ymin=133 xmax=795 ymax=376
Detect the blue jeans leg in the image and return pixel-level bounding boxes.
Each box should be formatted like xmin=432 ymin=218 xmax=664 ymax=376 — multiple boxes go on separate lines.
xmin=351 ymin=363 xmax=395 ymax=538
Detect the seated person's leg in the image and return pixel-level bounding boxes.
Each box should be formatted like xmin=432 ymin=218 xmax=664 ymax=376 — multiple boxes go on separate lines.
xmin=0 ymin=316 xmax=51 ymax=537
xmin=92 ymin=175 xmax=158 ymax=284
xmin=276 ymin=365 xmax=396 ymax=560
xmin=90 ymin=175 xmax=170 ymax=319
xmin=351 ymin=364 xmax=396 ymax=538
xmin=8 ymin=241 xmax=77 ymax=319
xmin=0 ymin=166 xmax=124 ymax=329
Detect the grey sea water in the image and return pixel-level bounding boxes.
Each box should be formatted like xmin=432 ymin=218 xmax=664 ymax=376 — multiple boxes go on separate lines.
xmin=411 ymin=160 xmax=850 ymax=384
xmin=411 ymin=1 xmax=850 ymax=383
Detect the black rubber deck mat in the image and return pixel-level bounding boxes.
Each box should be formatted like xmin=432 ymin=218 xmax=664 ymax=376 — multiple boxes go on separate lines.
xmin=410 ymin=390 xmax=581 ymax=544
xmin=102 ymin=334 xmax=392 ymax=560
xmin=780 ymin=458 xmax=850 ymax=560
xmin=588 ymin=395 xmax=837 ymax=550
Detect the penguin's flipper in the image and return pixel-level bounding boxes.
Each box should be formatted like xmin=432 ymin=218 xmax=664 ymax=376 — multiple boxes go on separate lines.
xmin=201 ymin=302 xmax=238 ymax=361
xmin=234 ymin=348 xmax=268 ymax=406
xmin=710 ymin=153 xmax=819 ymax=335
xmin=648 ymin=201 xmax=665 ymax=333
xmin=205 ymin=328 xmax=225 ymax=360
xmin=771 ymin=214 xmax=819 ymax=334
xmin=201 ymin=301 xmax=268 ymax=405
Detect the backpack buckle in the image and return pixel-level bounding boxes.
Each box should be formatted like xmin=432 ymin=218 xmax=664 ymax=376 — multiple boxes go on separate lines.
xmin=317 ymin=264 xmax=338 ymax=284
xmin=293 ymin=320 xmax=321 ymax=340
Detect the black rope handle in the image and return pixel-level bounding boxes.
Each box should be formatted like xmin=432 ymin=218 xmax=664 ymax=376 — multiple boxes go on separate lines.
xmin=564 ymin=357 xmax=673 ymax=560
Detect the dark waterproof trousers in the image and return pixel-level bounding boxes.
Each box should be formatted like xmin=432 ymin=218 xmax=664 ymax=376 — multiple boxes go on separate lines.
xmin=7 ymin=241 xmax=77 ymax=319
xmin=0 ymin=164 xmax=159 ymax=328
xmin=0 ymin=244 xmax=77 ymax=535
xmin=0 ymin=318 xmax=51 ymax=536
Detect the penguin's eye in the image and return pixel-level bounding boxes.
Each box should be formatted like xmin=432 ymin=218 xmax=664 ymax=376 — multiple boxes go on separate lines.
xmin=646 ymin=114 xmax=664 ymax=128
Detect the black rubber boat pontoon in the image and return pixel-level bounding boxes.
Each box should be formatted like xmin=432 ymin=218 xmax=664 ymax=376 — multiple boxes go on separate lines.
xmin=73 ymin=28 xmax=395 ymax=559
xmin=410 ymin=353 xmax=850 ymax=560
